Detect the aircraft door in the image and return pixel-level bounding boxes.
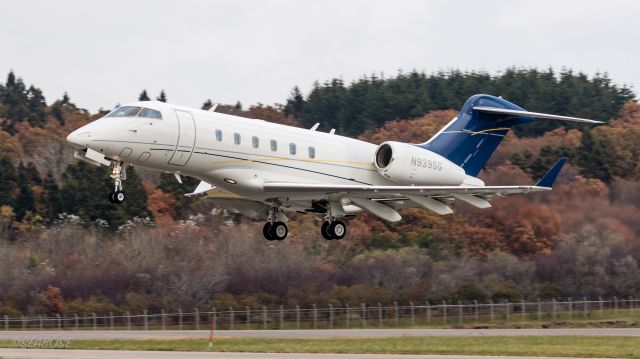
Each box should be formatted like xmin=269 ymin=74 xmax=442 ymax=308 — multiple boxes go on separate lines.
xmin=168 ymin=110 xmax=196 ymax=166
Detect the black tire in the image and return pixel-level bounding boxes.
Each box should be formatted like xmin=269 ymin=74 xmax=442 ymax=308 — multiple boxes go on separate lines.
xmin=321 ymin=221 xmax=333 ymax=240
xmin=269 ymin=221 xmax=288 ymax=241
xmin=329 ymin=221 xmax=346 ymax=240
xmin=263 ymin=222 xmax=275 ymax=241
xmin=108 ymin=192 xmax=116 ymax=203
xmin=113 ymin=190 xmax=125 ymax=203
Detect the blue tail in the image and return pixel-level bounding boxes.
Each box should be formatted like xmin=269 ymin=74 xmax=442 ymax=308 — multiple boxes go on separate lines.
xmin=418 ymin=94 xmax=534 ymax=176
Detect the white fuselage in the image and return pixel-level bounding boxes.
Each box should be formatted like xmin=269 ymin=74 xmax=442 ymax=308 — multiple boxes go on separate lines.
xmin=67 ymin=101 xmax=401 ymax=207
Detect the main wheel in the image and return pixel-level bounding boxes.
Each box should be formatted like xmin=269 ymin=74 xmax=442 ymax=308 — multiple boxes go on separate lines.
xmin=329 ymin=221 xmax=346 ymax=240
xmin=263 ymin=222 xmax=275 ymax=241
xmin=269 ymin=221 xmax=288 ymax=241
xmin=321 ymin=221 xmax=333 ymax=240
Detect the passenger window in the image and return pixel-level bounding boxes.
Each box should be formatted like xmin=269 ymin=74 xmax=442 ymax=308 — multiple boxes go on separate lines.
xmin=252 ymin=136 xmax=259 ymax=148
xmin=289 ymin=143 xmax=297 ymax=155
xmin=138 ymin=108 xmax=162 ymax=119
xmin=308 ymin=146 xmax=316 ymax=159
xmin=234 ymin=133 xmax=241 ymax=145
xmin=270 ymin=140 xmax=277 ymax=152
xmin=215 ymin=129 xmax=222 ymax=142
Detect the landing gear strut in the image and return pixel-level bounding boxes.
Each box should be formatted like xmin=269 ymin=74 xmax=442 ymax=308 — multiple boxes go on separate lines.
xmin=263 ymin=206 xmax=288 ymax=241
xmin=108 ymin=161 xmax=126 ymax=204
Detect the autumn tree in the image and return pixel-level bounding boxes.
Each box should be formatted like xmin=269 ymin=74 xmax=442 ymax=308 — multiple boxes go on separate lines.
xmin=41 ymin=285 xmax=64 ymax=313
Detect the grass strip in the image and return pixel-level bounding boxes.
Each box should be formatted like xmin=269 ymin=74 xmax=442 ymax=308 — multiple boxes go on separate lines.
xmin=2 ymin=336 xmax=640 ymax=357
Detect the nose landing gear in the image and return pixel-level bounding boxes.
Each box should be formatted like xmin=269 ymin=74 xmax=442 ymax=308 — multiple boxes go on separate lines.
xmin=108 ymin=161 xmax=126 ymax=204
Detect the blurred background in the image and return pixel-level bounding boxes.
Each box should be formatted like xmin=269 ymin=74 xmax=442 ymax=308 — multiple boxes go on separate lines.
xmin=0 ymin=0 xmax=639 ymax=317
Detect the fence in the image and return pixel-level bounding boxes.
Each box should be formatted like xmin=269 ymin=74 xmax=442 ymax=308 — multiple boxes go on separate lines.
xmin=1 ymin=297 xmax=638 ymax=331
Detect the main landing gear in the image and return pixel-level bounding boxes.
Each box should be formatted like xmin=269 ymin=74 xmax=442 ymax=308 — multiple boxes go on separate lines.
xmin=263 ymin=221 xmax=288 ymax=241
xmin=321 ymin=220 xmax=346 ymax=240
xmin=263 ymin=206 xmax=288 ymax=241
xmin=260 ymin=204 xmax=349 ymax=242
xmin=108 ymin=161 xmax=126 ymax=204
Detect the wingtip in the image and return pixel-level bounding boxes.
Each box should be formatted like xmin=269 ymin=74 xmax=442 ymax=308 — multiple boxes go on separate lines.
xmin=535 ymin=158 xmax=566 ymax=188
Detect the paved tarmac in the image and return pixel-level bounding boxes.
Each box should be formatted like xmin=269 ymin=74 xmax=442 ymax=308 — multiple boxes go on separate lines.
xmin=0 ymin=328 xmax=639 ymax=340
xmin=0 ymin=349 xmax=612 ymax=359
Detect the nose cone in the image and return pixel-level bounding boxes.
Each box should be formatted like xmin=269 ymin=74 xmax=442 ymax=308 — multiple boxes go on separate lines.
xmin=66 ymin=129 xmax=90 ymax=148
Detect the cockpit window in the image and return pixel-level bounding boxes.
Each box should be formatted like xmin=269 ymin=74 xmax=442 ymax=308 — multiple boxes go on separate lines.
xmin=139 ymin=108 xmax=162 ymax=119
xmin=106 ymin=106 xmax=141 ymax=117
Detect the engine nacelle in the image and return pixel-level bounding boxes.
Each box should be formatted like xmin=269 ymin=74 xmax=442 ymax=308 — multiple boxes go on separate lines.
xmin=374 ymin=141 xmax=465 ymax=185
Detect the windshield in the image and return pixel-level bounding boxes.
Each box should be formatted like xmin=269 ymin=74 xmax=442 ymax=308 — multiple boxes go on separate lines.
xmin=106 ymin=106 xmax=141 ymax=117
xmin=138 ymin=108 xmax=162 ymax=119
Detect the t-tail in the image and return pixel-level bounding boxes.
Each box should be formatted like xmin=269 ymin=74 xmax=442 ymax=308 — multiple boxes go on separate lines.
xmin=417 ymin=94 xmax=602 ymax=176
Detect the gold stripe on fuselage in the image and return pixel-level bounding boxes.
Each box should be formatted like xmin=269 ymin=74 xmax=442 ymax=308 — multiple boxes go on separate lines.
xmin=210 ymin=157 xmax=375 ymax=168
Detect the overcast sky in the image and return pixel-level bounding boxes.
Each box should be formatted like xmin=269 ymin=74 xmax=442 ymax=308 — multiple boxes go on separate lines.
xmin=0 ymin=0 xmax=638 ymax=112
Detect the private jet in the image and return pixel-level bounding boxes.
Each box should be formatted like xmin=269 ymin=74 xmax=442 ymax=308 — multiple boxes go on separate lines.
xmin=66 ymin=94 xmax=601 ymax=240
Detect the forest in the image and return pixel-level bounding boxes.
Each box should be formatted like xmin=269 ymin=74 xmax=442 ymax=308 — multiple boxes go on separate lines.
xmin=0 ymin=68 xmax=639 ymax=316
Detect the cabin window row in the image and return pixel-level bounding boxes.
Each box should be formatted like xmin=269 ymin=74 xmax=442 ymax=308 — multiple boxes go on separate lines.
xmin=214 ymin=130 xmax=316 ymax=158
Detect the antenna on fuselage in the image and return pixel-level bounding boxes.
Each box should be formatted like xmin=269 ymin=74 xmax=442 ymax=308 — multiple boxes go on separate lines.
xmin=208 ymin=103 xmax=219 ymax=112
xmin=309 ymin=123 xmax=320 ymax=131
xmin=329 ymin=128 xmax=336 ymax=135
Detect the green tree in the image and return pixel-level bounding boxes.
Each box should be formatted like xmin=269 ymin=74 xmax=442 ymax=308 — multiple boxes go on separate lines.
xmin=284 ymin=86 xmax=305 ymax=119
xmin=0 ymin=156 xmax=18 ymax=207
xmin=42 ymin=170 xmax=62 ymax=220
xmin=156 ymin=90 xmax=167 ymax=102
xmin=285 ymin=68 xmax=635 ymax=138
xmin=201 ymin=99 xmax=213 ymax=110
xmin=14 ymin=162 xmax=36 ymax=221
xmin=138 ymin=90 xmax=150 ymax=101
xmin=26 ymin=85 xmax=47 ymax=127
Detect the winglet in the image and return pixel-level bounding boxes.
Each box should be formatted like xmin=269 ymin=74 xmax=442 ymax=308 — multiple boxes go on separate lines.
xmin=535 ymin=158 xmax=566 ymax=188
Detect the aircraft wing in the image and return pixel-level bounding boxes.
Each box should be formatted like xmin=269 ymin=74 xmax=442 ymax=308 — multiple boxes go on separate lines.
xmin=263 ymin=183 xmax=549 ymax=196
xmin=263 ymin=159 xmax=565 ymax=221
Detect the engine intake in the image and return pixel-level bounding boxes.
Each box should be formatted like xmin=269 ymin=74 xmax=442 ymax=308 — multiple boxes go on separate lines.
xmin=375 ymin=143 xmax=394 ymax=168
xmin=374 ymin=141 xmax=465 ymax=186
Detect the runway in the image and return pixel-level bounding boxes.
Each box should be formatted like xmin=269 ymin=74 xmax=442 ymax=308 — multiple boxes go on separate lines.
xmin=0 ymin=328 xmax=639 ymax=340
xmin=0 ymin=349 xmax=609 ymax=359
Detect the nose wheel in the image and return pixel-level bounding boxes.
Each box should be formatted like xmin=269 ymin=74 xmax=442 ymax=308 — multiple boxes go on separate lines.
xmin=321 ymin=220 xmax=346 ymax=240
xmin=108 ymin=161 xmax=126 ymax=204
xmin=109 ymin=190 xmax=125 ymax=203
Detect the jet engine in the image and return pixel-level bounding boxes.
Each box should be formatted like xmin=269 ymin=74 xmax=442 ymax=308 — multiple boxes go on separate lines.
xmin=374 ymin=141 xmax=466 ymax=185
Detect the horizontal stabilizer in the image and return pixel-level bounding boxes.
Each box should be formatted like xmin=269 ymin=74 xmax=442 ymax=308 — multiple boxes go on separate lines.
xmin=535 ymin=158 xmax=566 ymax=188
xmin=473 ymin=106 xmax=603 ymax=124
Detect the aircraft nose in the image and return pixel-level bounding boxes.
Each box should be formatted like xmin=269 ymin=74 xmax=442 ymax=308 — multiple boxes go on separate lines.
xmin=66 ymin=129 xmax=90 ymax=148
